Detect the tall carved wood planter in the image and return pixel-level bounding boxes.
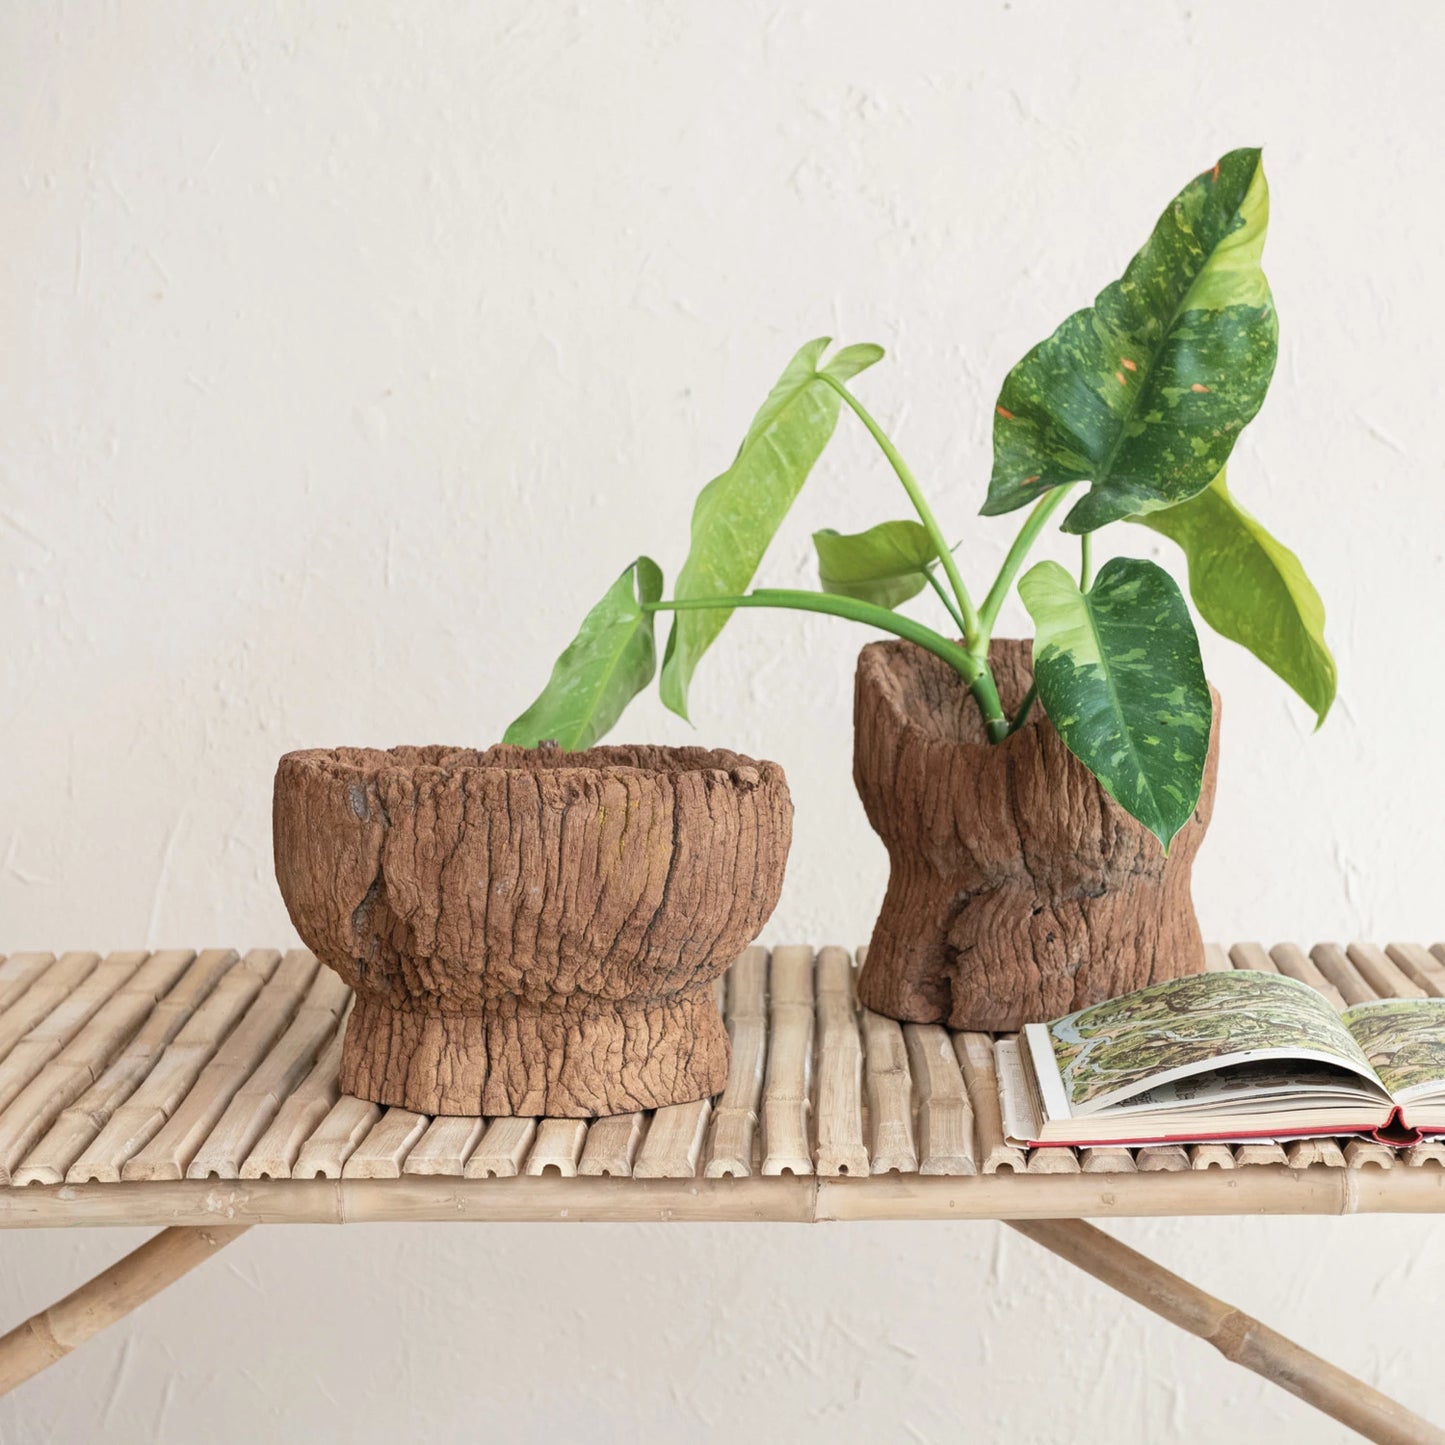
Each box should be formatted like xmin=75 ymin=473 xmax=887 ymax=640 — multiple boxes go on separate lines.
xmin=854 ymin=639 xmax=1220 ymax=1031
xmin=274 ymin=744 xmax=792 ymax=1117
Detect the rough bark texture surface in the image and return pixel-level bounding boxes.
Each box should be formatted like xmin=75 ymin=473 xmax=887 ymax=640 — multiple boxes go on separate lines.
xmin=854 ymin=639 xmax=1219 ymax=1031
xmin=273 ymin=744 xmax=792 ymax=1116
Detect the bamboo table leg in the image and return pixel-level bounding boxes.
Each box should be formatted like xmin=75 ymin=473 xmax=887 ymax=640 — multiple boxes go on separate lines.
xmin=0 ymin=1224 xmax=250 ymax=1395
xmin=1009 ymin=1219 xmax=1443 ymax=1445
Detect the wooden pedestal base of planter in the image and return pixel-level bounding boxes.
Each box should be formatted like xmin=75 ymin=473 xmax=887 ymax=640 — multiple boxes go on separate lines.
xmin=854 ymin=639 xmax=1220 ymax=1031
xmin=273 ymin=743 xmax=791 ymax=1117
xmin=339 ymin=989 xmax=730 ymax=1119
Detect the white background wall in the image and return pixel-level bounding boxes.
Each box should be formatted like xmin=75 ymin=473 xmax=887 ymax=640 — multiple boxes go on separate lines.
xmin=4 ymin=3 xmax=1443 ymax=1440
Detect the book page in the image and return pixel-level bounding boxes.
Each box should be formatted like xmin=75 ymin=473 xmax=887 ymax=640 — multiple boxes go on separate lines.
xmin=1343 ymin=999 xmax=1445 ymax=1102
xmin=1037 ymin=970 xmax=1380 ymax=1117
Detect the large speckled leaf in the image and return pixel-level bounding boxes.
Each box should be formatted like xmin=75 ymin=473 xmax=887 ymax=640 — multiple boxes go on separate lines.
xmin=503 ymin=557 xmax=663 ymax=750
xmin=984 ymin=149 xmax=1278 ymax=535
xmin=659 ymin=338 xmax=884 ymax=720
xmin=1019 ymin=556 xmax=1211 ymax=850
xmin=1134 ymin=471 xmax=1335 ymax=725
xmin=812 ymin=519 xmax=938 ymax=609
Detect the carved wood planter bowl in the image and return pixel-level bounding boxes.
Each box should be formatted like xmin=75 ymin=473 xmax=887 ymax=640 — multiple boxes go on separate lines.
xmin=273 ymin=744 xmax=792 ymax=1117
xmin=853 ymin=638 xmax=1220 ymax=1032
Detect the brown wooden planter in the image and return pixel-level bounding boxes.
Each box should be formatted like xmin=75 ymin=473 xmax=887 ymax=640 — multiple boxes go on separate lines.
xmin=854 ymin=638 xmax=1219 ymax=1031
xmin=273 ymin=744 xmax=791 ymax=1117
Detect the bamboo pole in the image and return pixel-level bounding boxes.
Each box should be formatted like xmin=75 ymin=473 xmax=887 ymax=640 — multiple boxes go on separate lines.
xmin=1347 ymin=944 xmax=1425 ymax=1000
xmin=3 ymin=1158 xmax=1441 ymax=1227
xmin=1386 ymin=942 xmax=1445 ymax=997
xmin=1344 ymin=1139 xmax=1397 ymax=1171
xmin=760 ymin=946 xmax=814 ymax=1176
xmin=1082 ymin=1147 xmax=1137 ymax=1174
xmin=292 ymin=1095 xmax=381 ymax=1179
xmin=703 ymin=946 xmax=768 ymax=1178
xmin=1008 ymin=1218 xmax=1444 ymax=1445
xmin=634 ymin=1102 xmax=709 ymax=1179
xmin=342 ymin=1108 xmax=429 ymax=1179
xmin=1228 ymin=942 xmax=1279 ymax=972
xmin=1136 ymin=1145 xmax=1190 ymax=1172
xmin=402 ymin=1115 xmax=487 ymax=1177
xmin=1188 ymin=1144 xmax=1235 ymax=1170
xmin=954 ymin=1033 xmax=1024 ymax=1174
xmin=813 ymin=947 xmax=868 ymax=1177
xmin=0 ymin=1224 xmax=250 ymax=1397
xmin=239 ymin=999 xmax=352 ymax=1180
xmin=1270 ymin=943 xmax=1348 ymax=1010
xmin=0 ymin=951 xmax=196 ymax=1183
xmin=577 ymin=1112 xmax=644 ymax=1178
xmin=124 ymin=951 xmax=318 ymax=1182
xmin=1405 ymin=1140 xmax=1445 ymax=1169
xmin=187 ymin=969 xmax=349 ymax=1180
xmin=464 ymin=1118 xmax=537 ymax=1178
xmin=1310 ymin=945 xmax=1375 ymax=1007
xmin=15 ymin=950 xmax=237 ymax=1187
xmin=905 ymin=1025 xmax=976 ymax=1175
xmin=525 ymin=1119 xmax=588 ymax=1177
xmin=68 ymin=950 xmax=280 ymax=1184
xmin=0 ymin=954 xmax=55 ymax=1014
xmin=1286 ymin=1138 xmax=1346 ymax=1169
xmin=0 ymin=955 xmax=150 ymax=1119
xmin=1026 ymin=1146 xmax=1080 ymax=1174
xmin=0 ymin=953 xmax=101 ymax=1063
xmin=859 ymin=1007 xmax=918 ymax=1175
xmin=1235 ymin=1142 xmax=1289 ymax=1168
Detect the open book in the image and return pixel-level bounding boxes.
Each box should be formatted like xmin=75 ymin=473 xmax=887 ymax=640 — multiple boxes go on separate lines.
xmin=998 ymin=970 xmax=1445 ymax=1148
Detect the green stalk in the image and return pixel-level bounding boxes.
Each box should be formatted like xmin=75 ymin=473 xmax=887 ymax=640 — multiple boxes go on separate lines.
xmin=1079 ymin=533 xmax=1094 ymax=592
xmin=923 ymin=566 xmax=968 ymax=636
xmin=976 ymin=484 xmax=1076 ymax=647
xmin=1007 ymin=679 xmax=1039 ymax=735
xmin=818 ymin=373 xmax=981 ymax=647
xmin=645 ymin=589 xmax=1011 ymax=739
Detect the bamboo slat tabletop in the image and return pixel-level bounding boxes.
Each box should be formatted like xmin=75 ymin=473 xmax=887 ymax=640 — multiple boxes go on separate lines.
xmin=1 ymin=941 xmax=1445 ymax=1227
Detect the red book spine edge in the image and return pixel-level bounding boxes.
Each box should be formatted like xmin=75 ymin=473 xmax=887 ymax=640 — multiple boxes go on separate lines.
xmin=1030 ymin=1111 xmax=1428 ymax=1150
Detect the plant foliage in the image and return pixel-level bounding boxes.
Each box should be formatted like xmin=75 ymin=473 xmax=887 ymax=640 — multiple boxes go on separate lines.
xmin=506 ymin=150 xmax=1334 ymax=848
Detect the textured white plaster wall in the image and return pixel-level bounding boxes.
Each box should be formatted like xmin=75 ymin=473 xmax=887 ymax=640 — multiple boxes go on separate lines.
xmin=4 ymin=3 xmax=1443 ymax=1440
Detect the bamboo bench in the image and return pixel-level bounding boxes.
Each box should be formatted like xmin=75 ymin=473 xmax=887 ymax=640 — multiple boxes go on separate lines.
xmin=1 ymin=940 xmax=1442 ymax=1444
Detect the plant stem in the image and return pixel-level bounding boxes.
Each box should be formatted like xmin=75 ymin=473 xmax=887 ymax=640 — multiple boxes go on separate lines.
xmin=645 ymin=589 xmax=1011 ymax=740
xmin=1007 ymin=679 xmax=1039 ymax=735
xmin=969 ymin=668 xmax=1008 ymax=742
xmin=923 ymin=566 xmax=968 ymax=636
xmin=977 ymin=484 xmax=1075 ymax=647
xmin=1079 ymin=533 xmax=1094 ymax=592
xmin=818 ymin=373 xmax=981 ymax=647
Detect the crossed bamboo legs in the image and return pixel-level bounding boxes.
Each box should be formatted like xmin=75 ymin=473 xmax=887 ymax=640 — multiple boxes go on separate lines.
xmin=0 ymin=1219 xmax=1438 ymax=1443
xmin=1010 ymin=1220 xmax=1444 ymax=1445
xmin=0 ymin=1225 xmax=250 ymax=1395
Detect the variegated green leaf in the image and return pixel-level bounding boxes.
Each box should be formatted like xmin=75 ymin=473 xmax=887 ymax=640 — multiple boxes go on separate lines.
xmin=1019 ymin=556 xmax=1211 ymax=850
xmin=984 ymin=148 xmax=1278 ymax=534
xmin=1134 ymin=472 xmax=1335 ymax=725
xmin=503 ymin=557 xmax=663 ymax=750
xmin=813 ymin=519 xmax=938 ymax=610
xmin=659 ymin=338 xmax=884 ymax=719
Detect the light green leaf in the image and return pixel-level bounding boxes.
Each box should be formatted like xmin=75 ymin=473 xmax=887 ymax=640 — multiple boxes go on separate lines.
xmin=503 ymin=557 xmax=663 ymax=750
xmin=813 ymin=519 xmax=938 ymax=610
xmin=984 ymin=148 xmax=1278 ymax=534
xmin=822 ymin=343 xmax=886 ymax=381
xmin=1019 ymin=556 xmax=1212 ymax=850
xmin=1134 ymin=472 xmax=1335 ymax=725
xmin=659 ymin=337 xmax=884 ymax=718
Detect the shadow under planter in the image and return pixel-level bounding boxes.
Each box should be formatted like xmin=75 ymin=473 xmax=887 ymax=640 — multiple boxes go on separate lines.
xmin=273 ymin=744 xmax=792 ymax=1117
xmin=854 ymin=639 xmax=1220 ymax=1032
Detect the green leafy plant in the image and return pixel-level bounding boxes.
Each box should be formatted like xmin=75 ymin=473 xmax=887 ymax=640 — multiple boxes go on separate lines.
xmin=505 ymin=148 xmax=1335 ymax=850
